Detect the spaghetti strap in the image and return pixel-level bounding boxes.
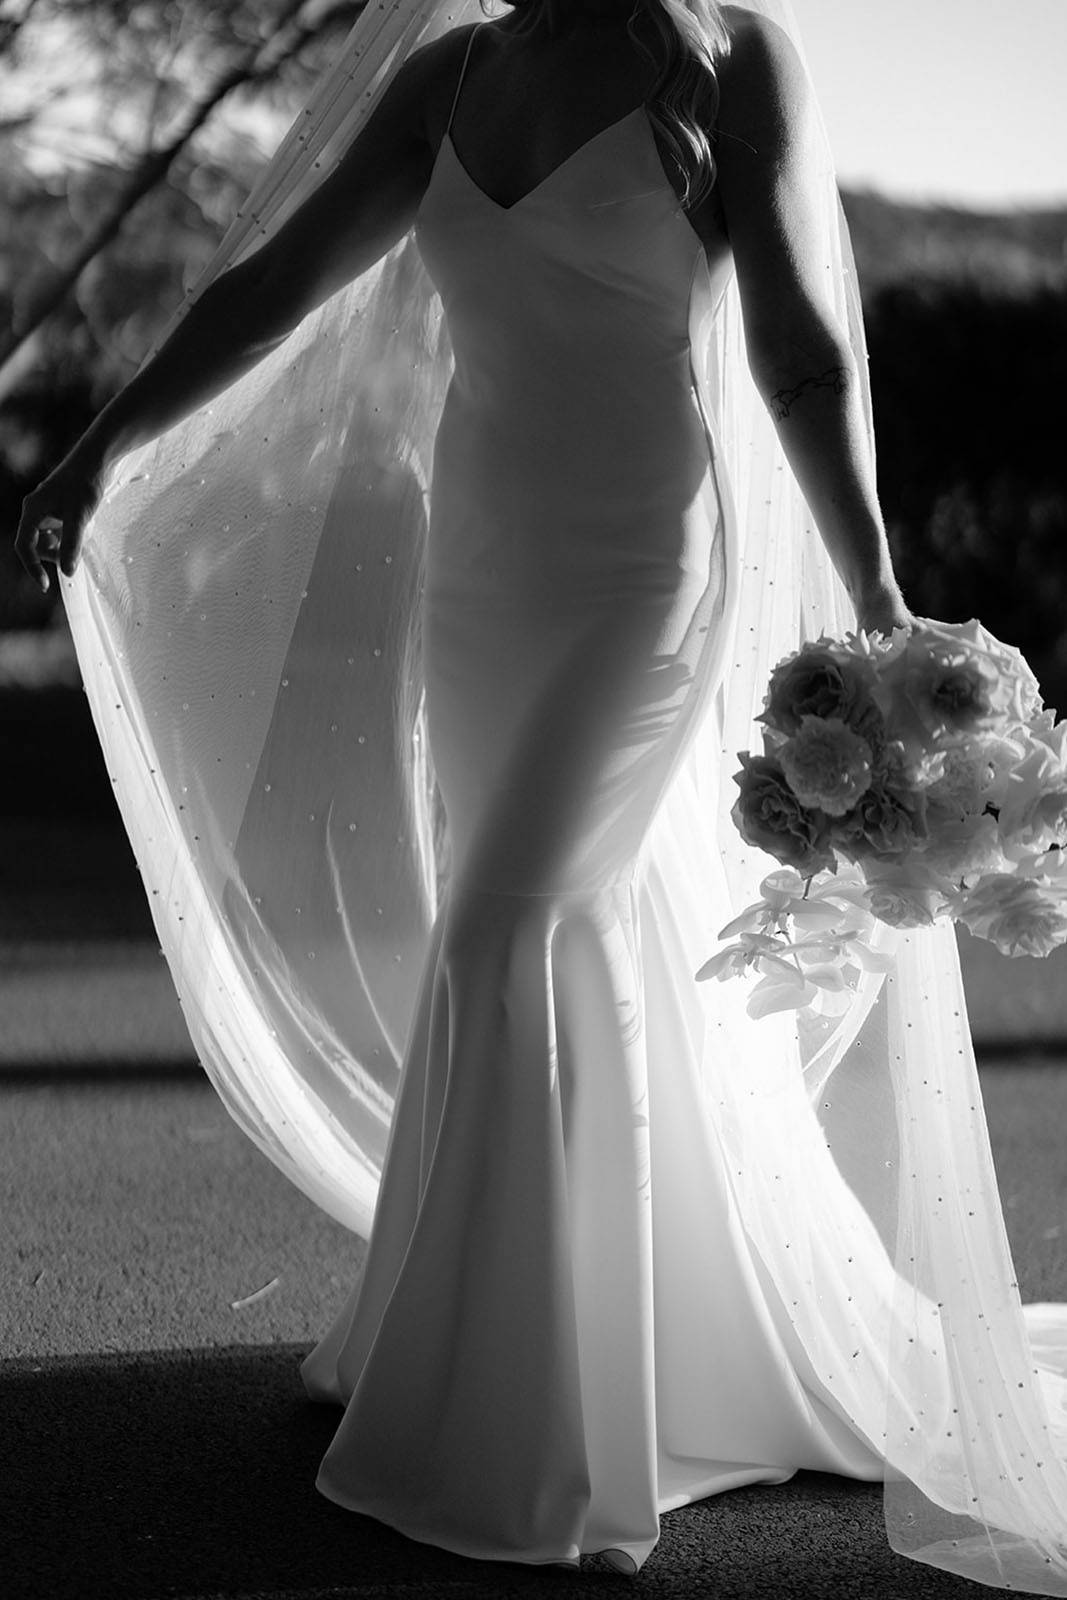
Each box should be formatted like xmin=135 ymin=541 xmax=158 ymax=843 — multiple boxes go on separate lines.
xmin=445 ymin=23 xmax=484 ymax=136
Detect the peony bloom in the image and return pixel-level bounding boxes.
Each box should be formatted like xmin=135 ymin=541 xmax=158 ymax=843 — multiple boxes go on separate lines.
xmin=730 ymin=753 xmax=834 ymax=874
xmin=778 ymin=715 xmax=874 ymax=816
xmin=833 ymin=756 xmax=929 ymax=861
xmin=711 ymin=621 xmax=1064 ymax=1018
xmin=760 ymin=638 xmax=882 ymax=739
xmin=958 ymin=873 xmax=1067 ymax=958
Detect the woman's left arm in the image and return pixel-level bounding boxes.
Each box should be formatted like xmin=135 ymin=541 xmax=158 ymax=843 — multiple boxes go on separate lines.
xmin=713 ymin=7 xmax=912 ymax=633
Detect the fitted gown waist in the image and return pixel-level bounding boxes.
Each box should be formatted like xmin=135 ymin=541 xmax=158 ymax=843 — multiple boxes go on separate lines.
xmin=429 ymin=355 xmax=716 ymax=608
xmin=419 ymin=146 xmax=722 ymax=612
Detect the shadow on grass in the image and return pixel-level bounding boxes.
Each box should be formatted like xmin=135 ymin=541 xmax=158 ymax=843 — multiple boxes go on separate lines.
xmin=1 ymin=1344 xmax=988 ymax=1600
xmin=2 ymin=1343 xmax=565 ymax=1600
xmin=0 ymin=1060 xmax=202 ymax=1086
xmin=976 ymin=1042 xmax=1067 ymax=1065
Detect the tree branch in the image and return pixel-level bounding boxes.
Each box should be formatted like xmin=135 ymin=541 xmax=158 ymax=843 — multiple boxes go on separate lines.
xmin=0 ymin=0 xmax=46 ymax=62
xmin=0 ymin=0 xmax=359 ymax=374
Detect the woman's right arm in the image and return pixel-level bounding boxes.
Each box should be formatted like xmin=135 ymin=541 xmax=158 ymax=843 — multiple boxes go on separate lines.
xmin=14 ymin=30 xmax=462 ymax=591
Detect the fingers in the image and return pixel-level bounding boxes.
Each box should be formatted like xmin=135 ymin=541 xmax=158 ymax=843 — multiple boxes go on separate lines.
xmin=15 ymin=485 xmax=92 ymax=591
xmin=14 ymin=494 xmax=53 ymax=593
xmin=58 ymin=502 xmax=91 ymax=578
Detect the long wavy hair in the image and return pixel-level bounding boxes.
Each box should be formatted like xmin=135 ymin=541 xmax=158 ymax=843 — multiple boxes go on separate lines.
xmin=482 ymin=0 xmax=731 ymax=208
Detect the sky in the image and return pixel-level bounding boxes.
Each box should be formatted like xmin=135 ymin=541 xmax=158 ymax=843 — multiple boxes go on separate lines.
xmin=794 ymin=0 xmax=1067 ymax=208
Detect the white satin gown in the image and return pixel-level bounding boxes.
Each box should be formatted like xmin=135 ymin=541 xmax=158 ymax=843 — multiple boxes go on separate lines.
xmin=299 ymin=43 xmax=892 ymax=1574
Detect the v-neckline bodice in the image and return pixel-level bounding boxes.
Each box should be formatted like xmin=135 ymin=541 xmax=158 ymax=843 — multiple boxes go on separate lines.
xmin=438 ymin=103 xmax=657 ymax=214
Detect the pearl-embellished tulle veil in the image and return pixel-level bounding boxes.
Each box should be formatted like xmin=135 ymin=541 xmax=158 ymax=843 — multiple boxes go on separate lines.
xmin=60 ymin=0 xmax=1067 ymax=1588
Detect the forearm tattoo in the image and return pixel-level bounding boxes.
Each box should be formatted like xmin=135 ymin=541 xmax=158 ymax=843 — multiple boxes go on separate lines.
xmin=770 ymin=365 xmax=849 ymax=420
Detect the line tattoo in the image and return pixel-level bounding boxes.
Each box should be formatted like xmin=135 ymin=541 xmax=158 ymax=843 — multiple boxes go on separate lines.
xmin=770 ymin=365 xmax=849 ymax=420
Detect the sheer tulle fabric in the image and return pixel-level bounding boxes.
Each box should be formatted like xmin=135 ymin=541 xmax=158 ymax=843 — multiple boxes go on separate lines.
xmin=60 ymin=0 xmax=1067 ymax=1587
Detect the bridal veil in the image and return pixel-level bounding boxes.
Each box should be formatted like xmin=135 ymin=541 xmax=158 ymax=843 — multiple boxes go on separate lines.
xmin=59 ymin=0 xmax=1067 ymax=1588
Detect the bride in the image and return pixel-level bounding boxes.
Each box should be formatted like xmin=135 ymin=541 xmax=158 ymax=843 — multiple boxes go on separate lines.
xmin=14 ymin=0 xmax=1067 ymax=1587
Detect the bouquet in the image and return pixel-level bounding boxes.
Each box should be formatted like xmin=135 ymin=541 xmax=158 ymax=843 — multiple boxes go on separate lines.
xmin=697 ymin=618 xmax=1067 ymax=1019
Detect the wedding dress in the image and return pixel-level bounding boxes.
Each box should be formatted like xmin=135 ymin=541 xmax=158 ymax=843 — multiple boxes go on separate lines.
xmin=299 ymin=29 xmax=895 ymax=1567
xmin=58 ymin=0 xmax=1067 ymax=1588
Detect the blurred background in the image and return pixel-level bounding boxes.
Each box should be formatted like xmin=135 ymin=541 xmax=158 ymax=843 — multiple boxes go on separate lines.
xmin=1 ymin=0 xmax=1066 ymax=1046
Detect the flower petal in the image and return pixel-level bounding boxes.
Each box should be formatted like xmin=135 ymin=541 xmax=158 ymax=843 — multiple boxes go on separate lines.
xmin=747 ymin=978 xmax=817 ymax=1018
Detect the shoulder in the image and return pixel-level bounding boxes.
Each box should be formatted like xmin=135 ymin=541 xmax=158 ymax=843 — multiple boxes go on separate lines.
xmin=714 ymin=5 xmax=816 ymax=167
xmin=399 ymin=24 xmax=484 ymax=102
xmin=389 ymin=21 xmax=485 ymax=138
xmin=719 ymin=5 xmax=805 ymax=70
xmin=716 ymin=6 xmax=812 ymax=123
xmin=316 ymin=21 xmax=487 ymax=165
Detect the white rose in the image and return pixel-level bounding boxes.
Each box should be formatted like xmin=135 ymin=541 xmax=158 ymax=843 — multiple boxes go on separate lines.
xmin=921 ymin=732 xmax=1023 ymax=819
xmin=918 ymin=618 xmax=1044 ymax=727
xmin=862 ymin=860 xmax=952 ymax=929
xmin=875 ymin=620 xmax=1044 ymax=761
xmin=959 ymin=873 xmax=1067 ymax=958
xmin=922 ymin=811 xmax=1010 ymax=883
xmin=977 ymin=730 xmax=1034 ymax=810
xmin=998 ymin=722 xmax=1067 ymax=850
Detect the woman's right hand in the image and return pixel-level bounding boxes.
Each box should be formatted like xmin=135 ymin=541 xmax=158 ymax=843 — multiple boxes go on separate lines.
xmin=853 ymin=583 xmax=918 ymax=640
xmin=14 ymin=448 xmax=107 ymax=594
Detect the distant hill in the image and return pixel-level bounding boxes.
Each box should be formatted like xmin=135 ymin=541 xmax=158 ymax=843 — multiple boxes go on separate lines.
xmin=839 ymin=189 xmax=1067 ymax=299
xmin=833 ymin=190 xmax=1067 ymax=717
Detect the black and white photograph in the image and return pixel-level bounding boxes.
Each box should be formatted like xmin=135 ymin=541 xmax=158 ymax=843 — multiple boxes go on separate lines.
xmin=2 ymin=1 xmax=1066 ymax=1596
